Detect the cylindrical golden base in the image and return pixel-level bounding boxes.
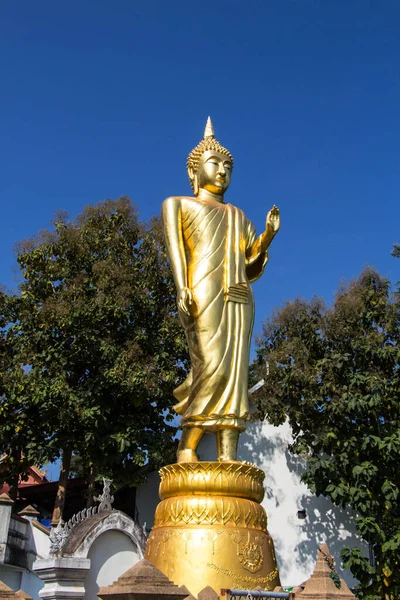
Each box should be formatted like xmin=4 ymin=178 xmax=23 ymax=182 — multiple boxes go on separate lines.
xmin=145 ymin=462 xmax=280 ymax=596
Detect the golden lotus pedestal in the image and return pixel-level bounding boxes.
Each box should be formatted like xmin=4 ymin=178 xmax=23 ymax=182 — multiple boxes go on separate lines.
xmin=145 ymin=462 xmax=280 ymax=596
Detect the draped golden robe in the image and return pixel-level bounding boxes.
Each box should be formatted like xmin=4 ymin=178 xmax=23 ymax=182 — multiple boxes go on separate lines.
xmin=162 ymin=196 xmax=269 ymax=431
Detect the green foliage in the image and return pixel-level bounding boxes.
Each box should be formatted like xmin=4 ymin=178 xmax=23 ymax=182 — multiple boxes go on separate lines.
xmin=0 ymin=292 xmax=32 ymax=488
xmin=393 ymin=244 xmax=400 ymax=296
xmin=252 ymin=269 xmax=400 ymax=599
xmin=0 ymin=197 xmax=188 ymax=489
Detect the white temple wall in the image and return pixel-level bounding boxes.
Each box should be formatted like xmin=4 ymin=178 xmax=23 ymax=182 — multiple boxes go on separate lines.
xmin=30 ymin=524 xmax=50 ymax=560
xmin=84 ymin=530 xmax=140 ymax=600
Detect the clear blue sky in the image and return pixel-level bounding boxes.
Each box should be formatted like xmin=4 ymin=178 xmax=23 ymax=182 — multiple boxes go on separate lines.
xmin=1 ymin=0 xmax=399 ymax=345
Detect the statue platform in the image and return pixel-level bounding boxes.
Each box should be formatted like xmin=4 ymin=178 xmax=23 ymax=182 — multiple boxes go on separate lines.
xmin=145 ymin=461 xmax=280 ymax=596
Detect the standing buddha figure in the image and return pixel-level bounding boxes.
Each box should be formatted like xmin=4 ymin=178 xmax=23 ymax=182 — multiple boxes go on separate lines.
xmin=162 ymin=118 xmax=280 ymax=463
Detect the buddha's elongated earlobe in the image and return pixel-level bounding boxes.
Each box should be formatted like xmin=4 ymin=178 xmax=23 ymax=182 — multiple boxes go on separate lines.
xmin=188 ymin=166 xmax=198 ymax=196
xmin=193 ymin=173 xmax=199 ymax=196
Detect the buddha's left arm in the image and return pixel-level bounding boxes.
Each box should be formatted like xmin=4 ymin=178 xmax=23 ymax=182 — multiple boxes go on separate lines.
xmin=245 ymin=221 xmax=275 ymax=283
xmin=245 ymin=236 xmax=269 ymax=283
xmin=245 ymin=206 xmax=280 ymax=283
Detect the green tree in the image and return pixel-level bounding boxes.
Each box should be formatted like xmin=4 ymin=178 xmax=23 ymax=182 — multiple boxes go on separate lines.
xmin=0 ymin=197 xmax=188 ymax=521
xmin=393 ymin=244 xmax=399 ymax=294
xmin=0 ymin=291 xmax=32 ymax=497
xmin=252 ymin=269 xmax=400 ymax=600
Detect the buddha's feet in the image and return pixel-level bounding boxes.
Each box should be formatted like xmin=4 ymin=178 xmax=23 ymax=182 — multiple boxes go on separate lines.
xmin=177 ymin=449 xmax=199 ymax=463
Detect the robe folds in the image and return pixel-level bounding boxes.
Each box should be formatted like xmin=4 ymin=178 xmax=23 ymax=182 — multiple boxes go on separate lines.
xmin=162 ymin=196 xmax=269 ymax=432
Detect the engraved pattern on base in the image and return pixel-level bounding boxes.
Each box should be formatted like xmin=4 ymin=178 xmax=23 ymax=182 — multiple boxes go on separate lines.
xmin=153 ymin=495 xmax=268 ymax=530
xmin=145 ymin=462 xmax=280 ymax=596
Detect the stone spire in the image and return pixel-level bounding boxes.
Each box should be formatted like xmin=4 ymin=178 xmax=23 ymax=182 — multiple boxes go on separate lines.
xmin=15 ymin=591 xmax=33 ymax=600
xmin=0 ymin=583 xmax=32 ymax=600
xmin=18 ymin=505 xmax=40 ymax=519
xmin=97 ymin=558 xmax=190 ymax=600
xmin=0 ymin=493 xmax=14 ymax=505
xmin=299 ymin=544 xmax=355 ymax=599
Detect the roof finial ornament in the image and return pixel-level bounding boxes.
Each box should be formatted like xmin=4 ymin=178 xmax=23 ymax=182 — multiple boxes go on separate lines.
xmin=204 ymin=116 xmax=215 ymax=139
xmin=94 ymin=478 xmax=114 ymax=512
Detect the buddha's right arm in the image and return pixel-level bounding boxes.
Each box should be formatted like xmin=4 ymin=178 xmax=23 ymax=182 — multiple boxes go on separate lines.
xmin=161 ymin=197 xmax=188 ymax=292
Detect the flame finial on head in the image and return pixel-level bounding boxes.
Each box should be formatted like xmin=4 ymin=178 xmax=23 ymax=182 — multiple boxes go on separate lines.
xmin=204 ymin=116 xmax=215 ymax=139
xmin=187 ymin=118 xmax=234 ymax=192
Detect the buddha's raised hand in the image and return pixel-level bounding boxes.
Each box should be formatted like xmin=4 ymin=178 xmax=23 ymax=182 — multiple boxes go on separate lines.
xmin=266 ymin=205 xmax=280 ymax=235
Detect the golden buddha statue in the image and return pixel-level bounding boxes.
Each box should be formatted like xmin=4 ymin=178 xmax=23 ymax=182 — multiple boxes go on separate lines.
xmin=146 ymin=120 xmax=282 ymax=593
xmin=162 ymin=117 xmax=280 ymax=463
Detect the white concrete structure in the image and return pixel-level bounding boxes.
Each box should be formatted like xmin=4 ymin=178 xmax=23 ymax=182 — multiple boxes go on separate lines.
xmin=33 ymin=557 xmax=90 ymax=600
xmin=1 ymin=486 xmax=146 ymax=600
xmin=0 ymin=497 xmax=50 ymax=599
xmin=136 ymin=420 xmax=367 ymax=589
xmin=34 ymin=510 xmax=145 ymax=600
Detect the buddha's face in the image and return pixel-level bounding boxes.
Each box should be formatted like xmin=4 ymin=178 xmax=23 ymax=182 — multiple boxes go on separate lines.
xmin=196 ymin=150 xmax=232 ymax=195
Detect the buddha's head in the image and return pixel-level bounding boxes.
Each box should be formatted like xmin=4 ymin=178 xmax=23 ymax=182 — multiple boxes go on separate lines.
xmin=187 ymin=117 xmax=234 ymax=197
